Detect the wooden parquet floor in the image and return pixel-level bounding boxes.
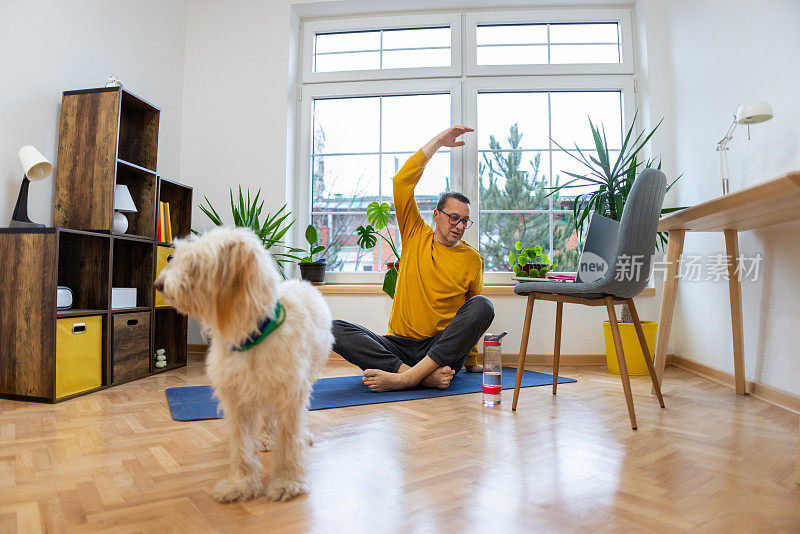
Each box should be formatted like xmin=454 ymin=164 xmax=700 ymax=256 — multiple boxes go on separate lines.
xmin=1 ymin=356 xmax=798 ymax=533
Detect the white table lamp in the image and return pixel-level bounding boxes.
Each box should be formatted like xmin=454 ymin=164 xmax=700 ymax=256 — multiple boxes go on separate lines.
xmin=113 ymin=184 xmax=137 ymax=234
xmin=716 ymin=99 xmax=774 ymax=195
xmin=10 ymin=145 xmax=53 ymax=228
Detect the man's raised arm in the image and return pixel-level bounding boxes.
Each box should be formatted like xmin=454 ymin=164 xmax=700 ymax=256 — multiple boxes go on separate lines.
xmin=394 ymin=126 xmax=475 ymax=241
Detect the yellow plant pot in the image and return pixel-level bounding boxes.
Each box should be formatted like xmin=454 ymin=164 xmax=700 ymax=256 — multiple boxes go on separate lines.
xmin=602 ymin=321 xmax=657 ymax=375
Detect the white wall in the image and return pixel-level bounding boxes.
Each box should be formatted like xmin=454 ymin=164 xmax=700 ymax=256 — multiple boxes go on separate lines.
xmin=659 ymin=0 xmax=800 ymax=395
xmin=0 ymin=0 xmax=189 ymax=225
xmin=180 ymin=0 xmax=304 ymax=342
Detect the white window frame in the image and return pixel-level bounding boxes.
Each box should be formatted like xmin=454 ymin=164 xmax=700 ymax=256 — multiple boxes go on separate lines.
xmin=296 ymin=78 xmax=463 ymax=284
xmin=302 ymin=13 xmax=462 ymax=84
xmin=465 ymin=9 xmax=634 ymax=77
xmin=297 ymin=8 xmax=638 ymax=284
xmin=463 ymin=75 xmax=636 ymax=285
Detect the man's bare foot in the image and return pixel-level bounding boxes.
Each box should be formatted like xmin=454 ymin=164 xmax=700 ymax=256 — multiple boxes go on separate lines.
xmin=362 ymin=369 xmax=412 ymax=392
xmin=465 ymin=364 xmax=483 ymax=373
xmin=419 ymin=366 xmax=455 ymax=389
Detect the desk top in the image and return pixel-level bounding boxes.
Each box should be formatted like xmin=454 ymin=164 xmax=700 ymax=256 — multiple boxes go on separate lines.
xmin=658 ymin=171 xmax=800 ymax=232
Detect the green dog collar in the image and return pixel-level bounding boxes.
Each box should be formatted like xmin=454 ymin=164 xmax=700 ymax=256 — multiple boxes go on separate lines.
xmin=233 ymin=300 xmax=286 ymax=352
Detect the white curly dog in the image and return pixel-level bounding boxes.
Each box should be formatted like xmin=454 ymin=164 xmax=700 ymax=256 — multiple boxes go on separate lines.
xmin=155 ymin=227 xmax=332 ymax=502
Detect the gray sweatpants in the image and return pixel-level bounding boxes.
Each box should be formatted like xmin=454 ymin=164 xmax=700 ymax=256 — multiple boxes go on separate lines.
xmin=332 ymin=295 xmax=495 ymax=374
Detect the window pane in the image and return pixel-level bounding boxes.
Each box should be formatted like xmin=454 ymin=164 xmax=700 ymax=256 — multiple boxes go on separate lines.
xmin=311 ymin=155 xmax=379 ymax=212
xmin=553 ymin=212 xmax=581 ymax=272
xmin=550 ymin=44 xmax=620 ymax=64
xmin=315 ymin=31 xmax=380 ymax=53
xmin=479 ymin=150 xmax=550 ymax=211
xmin=477 ymin=45 xmax=547 ymax=65
xmin=382 ymin=48 xmax=450 ymax=69
xmin=315 ymin=51 xmax=380 ymax=72
xmin=382 ymin=152 xmax=450 ymax=210
xmin=549 ymin=23 xmax=619 ymax=44
xmin=313 ymin=213 xmax=375 ymax=272
xmin=314 ymin=97 xmax=379 ymax=154
xmin=477 ymin=92 xmax=549 ymax=150
xmin=381 ymin=93 xmax=451 ymax=153
xmin=383 ymin=27 xmax=450 ymax=49
xmin=550 ymin=150 xmax=620 ymax=210
xmin=479 ymin=212 xmax=550 ymax=272
xmin=476 ymin=24 xmax=547 ymax=45
xmin=549 ymin=91 xmax=622 ymax=150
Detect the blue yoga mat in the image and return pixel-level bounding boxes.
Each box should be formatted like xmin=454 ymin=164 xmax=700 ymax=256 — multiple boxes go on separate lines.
xmin=165 ymin=367 xmax=576 ymax=421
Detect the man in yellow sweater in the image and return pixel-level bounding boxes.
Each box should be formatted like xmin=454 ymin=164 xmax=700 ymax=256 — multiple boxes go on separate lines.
xmin=332 ymin=126 xmax=495 ymax=392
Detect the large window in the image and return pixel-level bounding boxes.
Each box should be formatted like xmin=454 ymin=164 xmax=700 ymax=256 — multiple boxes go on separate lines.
xmin=299 ymin=9 xmax=635 ymax=282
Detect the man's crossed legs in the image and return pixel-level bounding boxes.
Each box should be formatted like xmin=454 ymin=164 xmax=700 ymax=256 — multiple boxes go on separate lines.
xmin=332 ymin=296 xmax=495 ymax=392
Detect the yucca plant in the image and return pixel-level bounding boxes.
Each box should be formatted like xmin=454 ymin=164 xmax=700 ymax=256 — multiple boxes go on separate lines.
xmin=548 ymin=111 xmax=685 ymax=250
xmin=196 ymin=186 xmax=296 ymax=278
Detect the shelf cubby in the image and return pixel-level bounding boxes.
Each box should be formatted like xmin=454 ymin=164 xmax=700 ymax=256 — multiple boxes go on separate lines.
xmin=57 ymin=230 xmax=110 ymax=311
xmin=112 ymin=238 xmax=154 ymax=309
xmin=157 ymin=178 xmax=193 ymax=243
xmin=118 ymin=91 xmax=159 ymax=171
xmin=115 ymin=161 xmax=157 ymax=239
xmin=153 ymin=308 xmax=188 ymax=372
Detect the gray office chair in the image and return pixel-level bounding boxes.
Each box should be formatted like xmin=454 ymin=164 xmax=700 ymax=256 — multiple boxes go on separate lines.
xmin=512 ymin=168 xmax=667 ymax=429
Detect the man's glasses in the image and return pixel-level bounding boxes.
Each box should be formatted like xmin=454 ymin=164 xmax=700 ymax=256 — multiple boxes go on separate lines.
xmin=439 ymin=210 xmax=473 ymax=229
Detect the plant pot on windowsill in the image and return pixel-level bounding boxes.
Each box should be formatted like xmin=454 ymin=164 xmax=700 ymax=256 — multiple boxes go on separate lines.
xmin=299 ymin=261 xmax=326 ymax=284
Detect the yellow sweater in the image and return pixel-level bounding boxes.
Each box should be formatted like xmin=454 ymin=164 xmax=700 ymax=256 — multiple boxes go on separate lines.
xmin=387 ymin=150 xmax=484 ymax=361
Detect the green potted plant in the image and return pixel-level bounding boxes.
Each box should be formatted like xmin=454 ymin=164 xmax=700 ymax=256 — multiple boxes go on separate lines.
xmin=548 ymin=111 xmax=686 ymax=373
xmin=508 ymin=242 xmax=556 ymax=279
xmin=196 ymin=186 xmax=297 ymax=279
xmin=292 ymin=224 xmax=328 ymax=284
xmin=356 ymin=201 xmax=400 ymax=298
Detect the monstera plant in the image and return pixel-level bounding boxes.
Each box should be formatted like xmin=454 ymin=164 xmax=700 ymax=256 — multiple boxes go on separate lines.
xmin=356 ymin=201 xmax=400 ymax=298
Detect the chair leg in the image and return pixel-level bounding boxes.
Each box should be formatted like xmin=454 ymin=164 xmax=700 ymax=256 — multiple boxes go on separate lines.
xmin=626 ymin=298 xmax=665 ymax=408
xmin=605 ymin=297 xmax=637 ymax=430
xmin=552 ymin=302 xmax=563 ymax=395
xmin=512 ymin=294 xmax=536 ymax=411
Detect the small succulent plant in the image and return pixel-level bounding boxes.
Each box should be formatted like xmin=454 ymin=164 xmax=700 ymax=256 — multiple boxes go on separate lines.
xmin=508 ymin=242 xmax=556 ymax=278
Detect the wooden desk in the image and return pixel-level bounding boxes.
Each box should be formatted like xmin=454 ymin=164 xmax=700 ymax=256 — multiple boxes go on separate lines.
xmin=653 ymin=170 xmax=800 ymax=392
xmin=652 ymin=171 xmax=800 ymax=484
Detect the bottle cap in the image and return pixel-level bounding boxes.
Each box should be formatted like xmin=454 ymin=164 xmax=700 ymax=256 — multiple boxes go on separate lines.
xmin=484 ymin=331 xmax=507 ymax=342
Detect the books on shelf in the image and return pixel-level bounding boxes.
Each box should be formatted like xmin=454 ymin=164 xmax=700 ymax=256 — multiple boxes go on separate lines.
xmin=157 ymin=201 xmax=173 ymax=243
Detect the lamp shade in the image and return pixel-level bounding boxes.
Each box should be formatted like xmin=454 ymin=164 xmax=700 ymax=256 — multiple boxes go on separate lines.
xmin=735 ymin=99 xmax=774 ymax=125
xmin=18 ymin=145 xmax=53 ymax=182
xmin=113 ymin=184 xmax=137 ymax=213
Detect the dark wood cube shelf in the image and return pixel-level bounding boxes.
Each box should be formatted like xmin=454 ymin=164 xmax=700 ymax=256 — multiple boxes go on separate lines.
xmin=0 ymin=87 xmax=192 ymax=403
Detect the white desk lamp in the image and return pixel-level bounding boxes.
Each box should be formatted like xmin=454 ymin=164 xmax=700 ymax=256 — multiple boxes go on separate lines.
xmin=10 ymin=146 xmax=53 ymax=228
xmin=112 ymin=184 xmax=137 ymax=234
xmin=716 ymin=99 xmax=774 ymax=195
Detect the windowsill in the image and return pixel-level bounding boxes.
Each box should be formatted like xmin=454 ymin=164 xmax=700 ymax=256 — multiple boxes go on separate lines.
xmin=317 ymin=284 xmax=655 ymax=297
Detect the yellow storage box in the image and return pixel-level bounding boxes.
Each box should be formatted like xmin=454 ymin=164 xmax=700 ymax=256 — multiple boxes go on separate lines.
xmin=56 ymin=316 xmax=103 ymax=398
xmin=155 ymin=245 xmax=175 ymax=307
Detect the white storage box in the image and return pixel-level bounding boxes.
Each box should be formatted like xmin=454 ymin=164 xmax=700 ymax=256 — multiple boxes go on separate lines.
xmin=111 ymin=288 xmax=137 ymax=309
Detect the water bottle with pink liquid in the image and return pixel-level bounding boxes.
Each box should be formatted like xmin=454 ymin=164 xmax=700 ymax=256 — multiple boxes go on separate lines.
xmin=482 ymin=331 xmax=507 ymax=406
